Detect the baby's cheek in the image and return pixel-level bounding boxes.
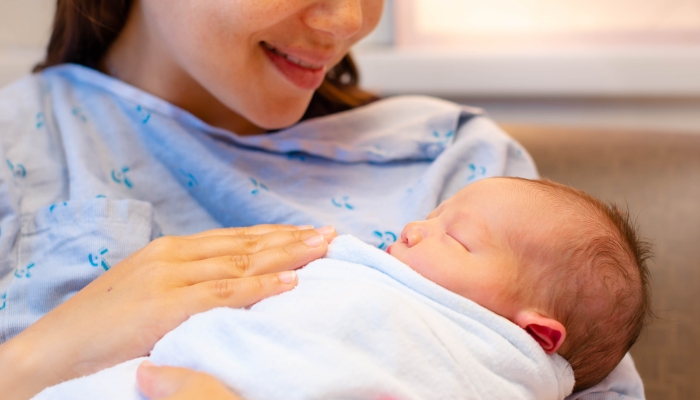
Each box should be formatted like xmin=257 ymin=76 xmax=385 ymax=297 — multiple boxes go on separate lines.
xmin=405 ymin=253 xmax=448 ymax=284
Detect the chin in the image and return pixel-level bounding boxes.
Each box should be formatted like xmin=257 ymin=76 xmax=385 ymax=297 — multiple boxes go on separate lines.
xmin=248 ymin=95 xmax=314 ymax=130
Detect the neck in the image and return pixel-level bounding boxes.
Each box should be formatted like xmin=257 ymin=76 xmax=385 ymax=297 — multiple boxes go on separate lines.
xmin=99 ymin=5 xmax=266 ymax=136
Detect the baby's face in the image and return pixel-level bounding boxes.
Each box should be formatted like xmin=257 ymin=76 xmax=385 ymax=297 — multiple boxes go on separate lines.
xmin=388 ymin=178 xmax=545 ymax=320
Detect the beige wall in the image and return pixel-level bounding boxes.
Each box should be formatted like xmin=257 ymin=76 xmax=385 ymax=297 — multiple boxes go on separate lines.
xmin=0 ymin=0 xmax=55 ymax=47
xmin=0 ymin=0 xmax=55 ymax=86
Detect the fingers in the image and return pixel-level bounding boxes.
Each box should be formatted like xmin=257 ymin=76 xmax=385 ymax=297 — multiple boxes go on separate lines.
xmin=137 ymin=362 xmax=241 ymax=400
xmin=185 ymin=224 xmax=307 ymax=240
xmin=183 ymin=270 xmax=299 ymax=313
xmin=178 ymin=231 xmax=328 ymax=285
xmin=179 ymin=229 xmax=333 ymax=283
xmin=181 ymin=227 xmax=335 ymax=261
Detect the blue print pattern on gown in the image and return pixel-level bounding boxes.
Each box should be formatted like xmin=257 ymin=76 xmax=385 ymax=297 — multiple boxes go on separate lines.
xmin=14 ymin=263 xmax=35 ymax=279
xmin=136 ymin=105 xmax=151 ymax=124
xmin=179 ymin=169 xmax=199 ymax=188
xmin=249 ymin=178 xmax=268 ymax=195
xmin=0 ymin=292 xmax=6 ymax=311
xmin=332 ymin=196 xmax=354 ymax=210
xmin=36 ymin=112 xmax=45 ymax=129
xmin=49 ymin=202 xmax=68 ymax=212
xmin=71 ymin=107 xmax=88 ymax=122
xmin=6 ymin=160 xmax=26 ymax=178
xmin=88 ymin=248 xmax=111 ymax=271
xmin=373 ymin=231 xmax=397 ymax=250
xmin=467 ymin=163 xmax=487 ymax=182
xmin=111 ymin=166 xmax=133 ymax=188
xmin=433 ymin=130 xmax=454 ymax=144
xmin=421 ymin=129 xmax=455 ymax=159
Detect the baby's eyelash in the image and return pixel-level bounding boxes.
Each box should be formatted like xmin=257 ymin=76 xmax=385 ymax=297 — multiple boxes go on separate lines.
xmin=446 ymin=232 xmax=470 ymax=252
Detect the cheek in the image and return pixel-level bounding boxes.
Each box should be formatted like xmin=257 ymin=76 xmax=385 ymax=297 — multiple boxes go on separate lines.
xmin=360 ymin=0 xmax=385 ymax=35
xmin=414 ymin=258 xmax=464 ymax=293
xmin=414 ymin=243 xmax=490 ymax=298
xmin=395 ymin=241 xmax=464 ymax=293
xmin=145 ymin=2 xmax=257 ymax=78
xmin=153 ymin=1 xmax=316 ymax=128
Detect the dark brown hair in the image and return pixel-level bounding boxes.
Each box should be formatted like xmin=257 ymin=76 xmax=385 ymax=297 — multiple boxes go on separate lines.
xmin=34 ymin=0 xmax=378 ymax=121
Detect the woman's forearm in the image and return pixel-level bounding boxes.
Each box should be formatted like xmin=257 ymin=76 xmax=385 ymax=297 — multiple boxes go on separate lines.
xmin=0 ymin=333 xmax=62 ymax=400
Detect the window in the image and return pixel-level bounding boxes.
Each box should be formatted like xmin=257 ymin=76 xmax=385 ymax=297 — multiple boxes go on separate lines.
xmin=395 ymin=0 xmax=700 ymax=48
xmin=354 ymin=0 xmax=700 ymax=98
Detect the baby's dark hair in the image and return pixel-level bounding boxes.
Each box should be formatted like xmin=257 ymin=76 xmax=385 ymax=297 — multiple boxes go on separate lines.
xmin=506 ymin=178 xmax=652 ymax=392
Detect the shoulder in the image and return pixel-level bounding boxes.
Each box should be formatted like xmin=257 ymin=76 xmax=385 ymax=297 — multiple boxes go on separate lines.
xmin=0 ymin=73 xmax=51 ymax=185
xmin=0 ymin=66 xmax=94 ymax=212
xmin=0 ymin=66 xmax=82 ymax=144
xmin=0 ymin=64 xmax=109 ymax=156
xmin=0 ymin=72 xmax=45 ymax=130
xmin=0 ymin=69 xmax=68 ymax=165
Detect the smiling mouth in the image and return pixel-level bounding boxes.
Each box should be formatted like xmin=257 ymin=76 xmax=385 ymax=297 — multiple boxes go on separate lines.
xmin=261 ymin=42 xmax=324 ymax=70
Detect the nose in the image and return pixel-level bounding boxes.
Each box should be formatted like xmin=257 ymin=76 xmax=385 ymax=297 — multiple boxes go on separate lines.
xmin=303 ymin=0 xmax=364 ymax=39
xmin=401 ymin=222 xmax=425 ymax=248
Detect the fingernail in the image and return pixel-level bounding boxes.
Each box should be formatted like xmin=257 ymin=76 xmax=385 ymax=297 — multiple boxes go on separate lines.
xmin=304 ymin=235 xmax=324 ymax=247
xmin=278 ymin=271 xmax=297 ymax=284
xmin=316 ymin=225 xmax=335 ymax=235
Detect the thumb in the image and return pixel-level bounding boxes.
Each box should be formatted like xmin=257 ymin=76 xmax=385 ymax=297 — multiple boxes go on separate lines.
xmin=137 ymin=361 xmax=239 ymax=400
xmin=136 ymin=361 xmax=194 ymax=399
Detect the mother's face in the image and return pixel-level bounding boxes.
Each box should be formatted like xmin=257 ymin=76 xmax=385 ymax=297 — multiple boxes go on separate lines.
xmin=139 ymin=0 xmax=384 ymax=129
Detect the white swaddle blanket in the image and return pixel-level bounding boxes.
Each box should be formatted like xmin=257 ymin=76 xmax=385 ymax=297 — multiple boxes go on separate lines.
xmin=35 ymin=235 xmax=574 ymax=400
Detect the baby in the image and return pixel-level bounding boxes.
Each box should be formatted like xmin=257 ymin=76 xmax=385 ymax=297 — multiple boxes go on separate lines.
xmin=387 ymin=176 xmax=652 ymax=392
xmin=35 ymin=177 xmax=651 ymax=399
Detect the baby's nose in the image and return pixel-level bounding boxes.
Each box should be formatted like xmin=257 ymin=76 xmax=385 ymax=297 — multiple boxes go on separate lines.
xmin=402 ymin=223 xmax=424 ymax=247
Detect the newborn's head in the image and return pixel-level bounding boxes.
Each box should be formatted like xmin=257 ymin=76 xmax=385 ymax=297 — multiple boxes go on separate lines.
xmin=388 ymin=177 xmax=651 ymax=391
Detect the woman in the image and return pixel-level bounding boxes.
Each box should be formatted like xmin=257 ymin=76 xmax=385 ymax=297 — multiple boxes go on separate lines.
xmin=0 ymin=1 xmax=643 ymax=399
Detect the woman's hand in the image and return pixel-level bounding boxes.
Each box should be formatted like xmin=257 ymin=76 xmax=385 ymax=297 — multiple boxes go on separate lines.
xmin=137 ymin=361 xmax=242 ymax=400
xmin=0 ymin=224 xmax=335 ymax=400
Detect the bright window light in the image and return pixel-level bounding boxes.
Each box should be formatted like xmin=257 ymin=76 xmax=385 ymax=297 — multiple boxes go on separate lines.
xmin=396 ymin=0 xmax=700 ymax=48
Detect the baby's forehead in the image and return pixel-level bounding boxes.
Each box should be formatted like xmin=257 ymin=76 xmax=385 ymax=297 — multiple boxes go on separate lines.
xmin=445 ymin=178 xmax=600 ymax=240
xmin=506 ymin=179 xmax=591 ymax=217
xmin=494 ymin=180 xmax=607 ymax=249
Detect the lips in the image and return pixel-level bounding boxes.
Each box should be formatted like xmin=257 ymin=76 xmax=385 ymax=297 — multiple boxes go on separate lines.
xmin=261 ymin=42 xmax=328 ymax=90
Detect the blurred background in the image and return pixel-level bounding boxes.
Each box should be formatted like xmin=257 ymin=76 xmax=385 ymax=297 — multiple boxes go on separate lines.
xmin=1 ymin=1 xmax=698 ymax=399
xmin=355 ymin=0 xmax=700 ymax=133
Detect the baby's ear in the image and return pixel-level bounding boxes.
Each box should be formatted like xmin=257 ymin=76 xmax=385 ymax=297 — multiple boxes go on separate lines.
xmin=513 ymin=310 xmax=567 ymax=354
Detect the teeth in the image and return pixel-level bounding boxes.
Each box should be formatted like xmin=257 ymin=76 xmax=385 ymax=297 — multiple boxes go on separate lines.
xmin=263 ymin=42 xmax=321 ymax=70
xmin=284 ymin=54 xmax=318 ymax=69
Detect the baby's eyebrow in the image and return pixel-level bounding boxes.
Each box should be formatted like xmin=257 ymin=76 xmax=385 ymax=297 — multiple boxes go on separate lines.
xmin=429 ymin=202 xmax=449 ymax=217
xmin=426 ymin=208 xmax=440 ymax=219
xmin=449 ymin=211 xmax=495 ymax=245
